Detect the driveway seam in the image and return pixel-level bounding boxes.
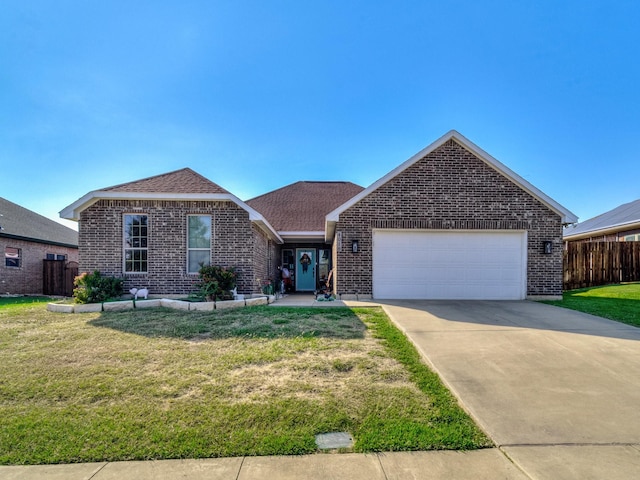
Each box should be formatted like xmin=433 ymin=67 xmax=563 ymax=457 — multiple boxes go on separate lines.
xmin=375 ymin=453 xmax=390 ymax=480
xmin=87 ymin=462 xmax=108 ymax=479
xmin=500 ymin=442 xmax=640 ymax=447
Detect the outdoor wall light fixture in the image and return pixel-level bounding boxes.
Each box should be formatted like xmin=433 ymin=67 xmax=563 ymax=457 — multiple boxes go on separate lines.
xmin=543 ymin=241 xmax=553 ymax=254
xmin=352 ymin=239 xmax=359 ymax=253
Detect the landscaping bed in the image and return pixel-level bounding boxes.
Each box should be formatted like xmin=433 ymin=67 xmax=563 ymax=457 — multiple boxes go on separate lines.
xmin=0 ymin=301 xmax=491 ymax=464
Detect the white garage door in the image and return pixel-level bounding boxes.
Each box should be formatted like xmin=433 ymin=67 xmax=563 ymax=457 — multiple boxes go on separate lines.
xmin=372 ymin=230 xmax=527 ymax=300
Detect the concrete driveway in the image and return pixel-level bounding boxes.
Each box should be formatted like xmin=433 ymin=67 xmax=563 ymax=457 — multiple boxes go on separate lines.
xmin=376 ymin=300 xmax=640 ymax=479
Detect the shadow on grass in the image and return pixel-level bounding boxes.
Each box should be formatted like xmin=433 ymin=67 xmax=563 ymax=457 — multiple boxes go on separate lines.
xmin=88 ymin=305 xmax=366 ymax=340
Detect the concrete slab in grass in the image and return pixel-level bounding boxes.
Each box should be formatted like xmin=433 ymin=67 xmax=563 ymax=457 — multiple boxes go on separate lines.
xmin=103 ymin=301 xmax=134 ymax=312
xmin=315 ymin=432 xmax=353 ymax=449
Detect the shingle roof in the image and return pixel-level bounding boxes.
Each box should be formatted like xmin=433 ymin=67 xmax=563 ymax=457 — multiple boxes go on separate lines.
xmin=563 ymin=198 xmax=640 ymax=238
xmin=102 ymin=168 xmax=230 ymax=194
xmin=247 ymin=181 xmax=364 ymax=232
xmin=0 ymin=197 xmax=78 ymax=247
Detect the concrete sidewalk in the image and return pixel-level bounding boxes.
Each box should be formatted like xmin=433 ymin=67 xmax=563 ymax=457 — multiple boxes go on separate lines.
xmin=0 ymin=450 xmax=529 ymax=479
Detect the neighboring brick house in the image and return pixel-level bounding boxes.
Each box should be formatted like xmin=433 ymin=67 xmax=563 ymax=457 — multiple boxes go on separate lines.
xmin=563 ymin=199 xmax=640 ymax=243
xmin=61 ymin=130 xmax=576 ymax=300
xmin=0 ymin=197 xmax=78 ymax=295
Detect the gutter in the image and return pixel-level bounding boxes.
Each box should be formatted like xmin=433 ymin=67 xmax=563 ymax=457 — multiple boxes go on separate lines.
xmin=0 ymin=232 xmax=78 ymax=249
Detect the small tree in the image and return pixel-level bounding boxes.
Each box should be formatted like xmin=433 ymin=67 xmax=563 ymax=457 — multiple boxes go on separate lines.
xmin=196 ymin=266 xmax=237 ymax=301
xmin=73 ymin=271 xmax=124 ymax=304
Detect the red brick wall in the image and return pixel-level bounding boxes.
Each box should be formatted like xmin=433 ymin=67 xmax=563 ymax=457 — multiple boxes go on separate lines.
xmin=78 ymin=199 xmax=267 ymax=296
xmin=0 ymin=237 xmax=78 ymax=295
xmin=333 ymin=139 xmax=564 ymax=298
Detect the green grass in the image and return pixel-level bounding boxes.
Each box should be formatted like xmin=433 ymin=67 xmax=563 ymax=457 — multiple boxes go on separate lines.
xmin=0 ymin=304 xmax=491 ymax=465
xmin=543 ymin=283 xmax=640 ymax=327
xmin=0 ymin=296 xmax=54 ymax=307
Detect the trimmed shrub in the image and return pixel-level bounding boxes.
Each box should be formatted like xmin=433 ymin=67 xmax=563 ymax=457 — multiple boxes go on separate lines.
xmin=73 ymin=271 xmax=124 ymax=304
xmin=196 ymin=266 xmax=237 ymax=301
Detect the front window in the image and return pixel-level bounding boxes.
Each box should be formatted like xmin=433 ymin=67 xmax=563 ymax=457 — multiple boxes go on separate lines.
xmin=5 ymin=247 xmax=20 ymax=268
xmin=188 ymin=215 xmax=211 ymax=273
xmin=124 ymin=214 xmax=148 ymax=273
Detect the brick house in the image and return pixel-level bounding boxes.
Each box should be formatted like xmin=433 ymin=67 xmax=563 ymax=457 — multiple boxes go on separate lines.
xmin=61 ymin=130 xmax=576 ymax=300
xmin=1 ymin=197 xmax=79 ymax=295
xmin=60 ymin=168 xmax=282 ymax=296
xmin=563 ymin=198 xmax=640 ymax=243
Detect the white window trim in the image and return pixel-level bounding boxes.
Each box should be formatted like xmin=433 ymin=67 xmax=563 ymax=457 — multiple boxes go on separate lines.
xmin=123 ymin=213 xmax=149 ymax=274
xmin=5 ymin=246 xmax=21 ymax=268
xmin=187 ymin=214 xmax=212 ymax=274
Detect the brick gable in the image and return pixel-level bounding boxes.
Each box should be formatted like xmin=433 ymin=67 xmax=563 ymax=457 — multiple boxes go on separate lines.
xmin=333 ymin=139 xmax=563 ymax=297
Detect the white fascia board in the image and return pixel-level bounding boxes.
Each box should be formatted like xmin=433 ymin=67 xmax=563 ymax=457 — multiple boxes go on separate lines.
xmin=60 ymin=190 xmax=283 ymax=243
xmin=279 ymin=231 xmax=325 ymax=241
xmin=564 ymin=220 xmax=640 ymax=241
xmin=451 ymin=131 xmax=578 ymax=225
xmin=325 ymin=130 xmax=578 ymax=229
xmin=227 ymin=192 xmax=284 ymax=244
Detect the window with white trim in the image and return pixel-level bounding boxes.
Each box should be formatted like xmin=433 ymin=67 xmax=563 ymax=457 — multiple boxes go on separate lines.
xmin=124 ymin=214 xmax=148 ymax=273
xmin=187 ymin=215 xmax=211 ymax=273
xmin=5 ymin=247 xmax=20 ymax=268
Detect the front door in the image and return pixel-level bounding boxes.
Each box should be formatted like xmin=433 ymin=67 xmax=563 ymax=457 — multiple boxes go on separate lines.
xmin=295 ymin=248 xmax=316 ymax=291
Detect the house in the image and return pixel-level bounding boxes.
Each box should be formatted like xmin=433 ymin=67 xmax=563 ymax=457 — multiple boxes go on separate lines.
xmin=563 ymin=199 xmax=640 ymax=243
xmin=1 ymin=197 xmax=79 ymax=295
xmin=61 ymin=130 xmax=577 ymax=300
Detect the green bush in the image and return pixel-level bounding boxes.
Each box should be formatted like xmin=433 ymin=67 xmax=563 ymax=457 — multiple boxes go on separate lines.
xmin=73 ymin=271 xmax=124 ymax=304
xmin=196 ymin=265 xmax=237 ymax=301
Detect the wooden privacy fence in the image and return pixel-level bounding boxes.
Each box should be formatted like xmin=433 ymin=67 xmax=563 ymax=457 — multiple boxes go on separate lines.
xmin=564 ymin=242 xmax=640 ymax=290
xmin=43 ymin=260 xmax=79 ymax=297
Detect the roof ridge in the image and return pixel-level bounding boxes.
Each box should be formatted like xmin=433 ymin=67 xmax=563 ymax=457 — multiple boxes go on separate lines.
xmin=100 ymin=168 xmax=230 ymax=194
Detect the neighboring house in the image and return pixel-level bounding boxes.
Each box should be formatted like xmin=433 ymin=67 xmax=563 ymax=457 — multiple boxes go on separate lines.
xmin=0 ymin=197 xmax=79 ymax=295
xmin=61 ymin=130 xmax=577 ymax=300
xmin=563 ymin=199 xmax=640 ymax=243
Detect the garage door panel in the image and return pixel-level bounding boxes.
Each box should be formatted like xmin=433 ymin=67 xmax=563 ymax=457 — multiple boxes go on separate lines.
xmin=373 ymin=230 xmax=526 ymax=300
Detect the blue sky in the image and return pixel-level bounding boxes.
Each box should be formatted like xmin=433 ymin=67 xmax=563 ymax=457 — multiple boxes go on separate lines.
xmin=1 ymin=1 xmax=639 ymax=231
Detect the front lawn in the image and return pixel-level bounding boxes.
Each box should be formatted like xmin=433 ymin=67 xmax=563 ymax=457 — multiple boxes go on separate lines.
xmin=0 ymin=303 xmax=490 ymax=465
xmin=543 ymin=283 xmax=640 ymax=327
